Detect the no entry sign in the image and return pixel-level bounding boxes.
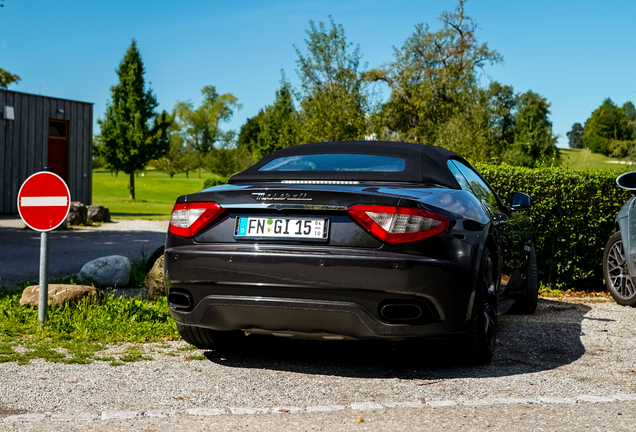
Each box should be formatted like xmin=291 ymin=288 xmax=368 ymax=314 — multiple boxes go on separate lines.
xmin=17 ymin=171 xmax=71 ymax=231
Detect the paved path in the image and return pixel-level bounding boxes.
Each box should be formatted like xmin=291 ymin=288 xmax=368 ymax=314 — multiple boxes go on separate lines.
xmin=0 ymin=218 xmax=168 ymax=288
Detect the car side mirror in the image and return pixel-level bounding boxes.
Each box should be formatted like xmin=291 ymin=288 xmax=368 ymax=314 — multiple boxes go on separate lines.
xmin=616 ymin=172 xmax=636 ymax=193
xmin=510 ymin=192 xmax=531 ymax=211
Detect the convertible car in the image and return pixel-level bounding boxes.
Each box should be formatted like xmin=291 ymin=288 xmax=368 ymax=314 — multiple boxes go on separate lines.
xmin=164 ymin=141 xmax=537 ymax=364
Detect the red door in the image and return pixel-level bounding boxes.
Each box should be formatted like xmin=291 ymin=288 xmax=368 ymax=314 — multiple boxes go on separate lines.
xmin=47 ymin=119 xmax=69 ymax=183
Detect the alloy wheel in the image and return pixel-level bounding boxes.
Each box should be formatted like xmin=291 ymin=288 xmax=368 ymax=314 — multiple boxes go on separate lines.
xmin=606 ymin=239 xmax=636 ymax=300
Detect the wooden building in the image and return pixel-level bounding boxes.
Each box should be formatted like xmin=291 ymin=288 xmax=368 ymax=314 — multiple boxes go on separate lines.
xmin=0 ymin=89 xmax=93 ymax=214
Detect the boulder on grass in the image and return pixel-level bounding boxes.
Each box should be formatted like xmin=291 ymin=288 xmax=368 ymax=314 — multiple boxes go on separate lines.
xmin=144 ymin=255 xmax=165 ymax=300
xmin=67 ymin=201 xmax=87 ymax=226
xmin=20 ymin=284 xmax=99 ymax=308
xmin=87 ymin=205 xmax=111 ymax=223
xmin=79 ymin=255 xmax=131 ymax=287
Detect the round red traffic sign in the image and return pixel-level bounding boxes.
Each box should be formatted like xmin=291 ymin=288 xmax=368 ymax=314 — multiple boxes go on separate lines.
xmin=17 ymin=171 xmax=71 ymax=232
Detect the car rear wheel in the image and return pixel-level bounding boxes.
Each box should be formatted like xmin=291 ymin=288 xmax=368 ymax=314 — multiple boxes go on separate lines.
xmin=176 ymin=324 xmax=244 ymax=349
xmin=510 ymin=243 xmax=539 ymax=314
xmin=603 ymin=231 xmax=636 ymax=307
xmin=463 ymin=247 xmax=497 ymax=365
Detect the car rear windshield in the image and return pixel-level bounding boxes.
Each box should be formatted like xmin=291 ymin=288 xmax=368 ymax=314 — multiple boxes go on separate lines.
xmin=258 ymin=154 xmax=406 ymax=172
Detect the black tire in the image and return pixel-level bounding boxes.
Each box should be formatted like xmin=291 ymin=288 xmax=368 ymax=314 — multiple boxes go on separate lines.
xmin=176 ymin=324 xmax=243 ymax=349
xmin=510 ymin=243 xmax=539 ymax=314
xmin=603 ymin=231 xmax=636 ymax=307
xmin=464 ymin=247 xmax=497 ymax=365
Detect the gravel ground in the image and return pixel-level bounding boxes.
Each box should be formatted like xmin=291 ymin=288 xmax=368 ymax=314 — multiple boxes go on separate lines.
xmin=1 ymin=297 xmax=636 ymax=430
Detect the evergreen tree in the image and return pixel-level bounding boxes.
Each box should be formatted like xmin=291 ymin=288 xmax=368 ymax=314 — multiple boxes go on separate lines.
xmin=98 ymin=40 xmax=169 ymax=199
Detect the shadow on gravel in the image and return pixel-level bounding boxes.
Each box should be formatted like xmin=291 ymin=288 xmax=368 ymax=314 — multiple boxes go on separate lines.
xmin=0 ymin=407 xmax=27 ymax=420
xmin=202 ymin=299 xmax=590 ymax=380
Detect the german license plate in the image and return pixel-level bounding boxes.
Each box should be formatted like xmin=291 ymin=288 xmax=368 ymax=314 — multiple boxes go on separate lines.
xmin=235 ymin=216 xmax=329 ymax=240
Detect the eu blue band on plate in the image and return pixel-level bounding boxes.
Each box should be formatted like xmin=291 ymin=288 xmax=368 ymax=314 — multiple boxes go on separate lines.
xmin=239 ymin=217 xmax=248 ymax=235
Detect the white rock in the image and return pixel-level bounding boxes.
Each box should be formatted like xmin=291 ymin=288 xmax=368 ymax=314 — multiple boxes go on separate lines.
xmin=79 ymin=255 xmax=131 ymax=287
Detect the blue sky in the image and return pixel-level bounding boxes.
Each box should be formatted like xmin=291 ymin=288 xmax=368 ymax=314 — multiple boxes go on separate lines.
xmin=1 ymin=0 xmax=634 ymax=147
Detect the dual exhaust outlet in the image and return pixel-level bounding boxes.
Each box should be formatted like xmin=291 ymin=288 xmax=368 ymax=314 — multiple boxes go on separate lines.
xmin=169 ymin=290 xmax=428 ymax=324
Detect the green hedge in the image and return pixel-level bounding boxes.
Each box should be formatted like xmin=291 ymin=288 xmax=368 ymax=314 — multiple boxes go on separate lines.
xmin=476 ymin=164 xmax=632 ymax=289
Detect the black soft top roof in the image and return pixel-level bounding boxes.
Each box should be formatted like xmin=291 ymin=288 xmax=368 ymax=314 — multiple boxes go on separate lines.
xmin=229 ymin=141 xmax=471 ymax=189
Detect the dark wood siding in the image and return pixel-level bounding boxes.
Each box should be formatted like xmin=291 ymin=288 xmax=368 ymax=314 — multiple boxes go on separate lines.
xmin=0 ymin=90 xmax=93 ymax=214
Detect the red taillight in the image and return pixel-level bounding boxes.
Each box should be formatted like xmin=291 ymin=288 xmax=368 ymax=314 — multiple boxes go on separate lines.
xmin=169 ymin=202 xmax=225 ymax=237
xmin=347 ymin=204 xmax=448 ymax=243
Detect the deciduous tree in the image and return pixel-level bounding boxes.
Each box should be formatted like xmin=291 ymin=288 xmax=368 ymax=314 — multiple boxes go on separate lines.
xmin=238 ymin=109 xmax=266 ymax=156
xmin=567 ymin=123 xmax=584 ymax=149
xmin=0 ymin=68 xmax=20 ymax=89
xmin=203 ymin=131 xmax=256 ymax=178
xmin=173 ymin=86 xmax=241 ymax=176
xmin=505 ymin=91 xmax=558 ymax=167
xmin=583 ymin=98 xmax=631 ymax=155
xmin=623 ymin=101 xmax=636 ymax=138
xmin=295 ymin=17 xmax=368 ymax=142
xmin=252 ymin=78 xmax=300 ymax=159
xmin=153 ymin=113 xmax=199 ymax=178
xmin=363 ymin=0 xmax=501 ymax=154
xmin=485 ymin=82 xmax=517 ymax=155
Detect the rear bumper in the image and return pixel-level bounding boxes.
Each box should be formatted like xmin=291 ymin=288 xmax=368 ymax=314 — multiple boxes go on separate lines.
xmin=165 ymin=243 xmax=479 ymax=339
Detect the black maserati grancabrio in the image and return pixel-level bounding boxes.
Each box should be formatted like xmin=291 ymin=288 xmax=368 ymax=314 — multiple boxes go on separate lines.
xmin=164 ymin=141 xmax=537 ymax=364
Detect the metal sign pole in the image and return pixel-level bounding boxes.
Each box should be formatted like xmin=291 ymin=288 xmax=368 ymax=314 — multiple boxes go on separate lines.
xmin=38 ymin=231 xmax=49 ymax=324
xmin=18 ymin=170 xmax=70 ymax=324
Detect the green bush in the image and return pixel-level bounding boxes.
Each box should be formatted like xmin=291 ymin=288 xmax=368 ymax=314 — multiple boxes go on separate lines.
xmin=583 ymin=134 xmax=610 ymax=156
xmin=476 ymin=164 xmax=631 ymax=289
xmin=202 ymin=176 xmax=228 ymax=189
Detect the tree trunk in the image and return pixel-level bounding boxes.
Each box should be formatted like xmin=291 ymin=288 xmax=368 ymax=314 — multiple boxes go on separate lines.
xmin=129 ymin=172 xmax=135 ymax=200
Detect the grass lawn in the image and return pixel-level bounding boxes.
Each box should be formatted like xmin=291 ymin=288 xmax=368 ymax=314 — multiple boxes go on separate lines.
xmin=0 ymin=289 xmax=180 ymax=365
xmin=92 ymin=169 xmax=224 ymax=219
xmin=560 ymin=148 xmax=636 ymax=172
